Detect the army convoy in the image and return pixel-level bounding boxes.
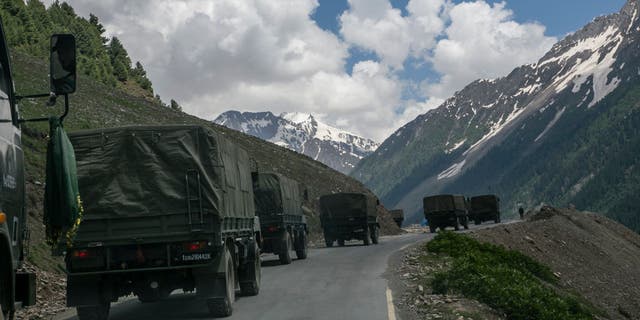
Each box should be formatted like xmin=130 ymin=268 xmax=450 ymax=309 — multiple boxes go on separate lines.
xmin=319 ymin=193 xmax=380 ymax=247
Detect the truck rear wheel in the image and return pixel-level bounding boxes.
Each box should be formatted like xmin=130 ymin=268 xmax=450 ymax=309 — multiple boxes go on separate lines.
xmin=76 ymin=303 xmax=110 ymax=320
xmin=363 ymin=227 xmax=371 ymax=246
xmin=337 ymin=239 xmax=345 ymax=246
xmin=240 ymin=240 xmax=261 ymax=296
xmin=495 ymin=214 xmax=501 ymax=223
xmin=295 ymin=232 xmax=308 ymax=260
xmin=207 ymin=247 xmax=235 ymax=317
xmin=325 ymin=238 xmax=333 ymax=247
xmin=454 ymin=219 xmax=460 ymax=231
xmin=0 ymin=261 xmax=14 ymax=320
xmin=475 ymin=218 xmax=481 ymax=225
xmin=371 ymin=226 xmax=379 ymax=245
xmin=463 ymin=217 xmax=469 ymax=230
xmin=429 ymin=224 xmax=436 ymax=233
xmin=278 ymin=231 xmax=292 ymax=265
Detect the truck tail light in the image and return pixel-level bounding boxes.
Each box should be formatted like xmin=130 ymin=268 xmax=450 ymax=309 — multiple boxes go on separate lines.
xmin=72 ymin=249 xmax=93 ymax=259
xmin=183 ymin=241 xmax=207 ymax=252
xmin=267 ymin=226 xmax=279 ymax=232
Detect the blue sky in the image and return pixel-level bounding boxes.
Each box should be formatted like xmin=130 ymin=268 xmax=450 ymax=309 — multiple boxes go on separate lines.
xmin=311 ymin=0 xmax=626 ymax=101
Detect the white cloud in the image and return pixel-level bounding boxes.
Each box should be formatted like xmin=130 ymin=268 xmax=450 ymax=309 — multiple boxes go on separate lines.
xmin=428 ymin=1 xmax=557 ymax=98
xmin=340 ymin=0 xmax=447 ymax=68
xmin=45 ymin=0 xmax=557 ymax=144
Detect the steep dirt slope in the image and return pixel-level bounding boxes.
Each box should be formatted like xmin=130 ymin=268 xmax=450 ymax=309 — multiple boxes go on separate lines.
xmin=471 ymin=207 xmax=640 ymax=319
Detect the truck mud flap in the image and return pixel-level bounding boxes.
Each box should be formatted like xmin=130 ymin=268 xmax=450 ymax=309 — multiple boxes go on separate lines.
xmin=15 ymin=272 xmax=36 ymax=307
xmin=67 ymin=275 xmax=104 ymax=307
xmin=192 ymin=251 xmax=227 ymax=298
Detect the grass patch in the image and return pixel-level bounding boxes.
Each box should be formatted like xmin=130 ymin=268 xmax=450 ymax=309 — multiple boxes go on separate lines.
xmin=426 ymin=232 xmax=594 ymax=320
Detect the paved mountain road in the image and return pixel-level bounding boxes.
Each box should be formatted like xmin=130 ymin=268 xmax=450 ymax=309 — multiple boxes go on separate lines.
xmin=56 ymin=233 xmax=430 ymax=320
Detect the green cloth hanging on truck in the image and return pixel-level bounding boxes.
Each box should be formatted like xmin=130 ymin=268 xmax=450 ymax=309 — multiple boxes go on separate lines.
xmin=43 ymin=116 xmax=83 ymax=254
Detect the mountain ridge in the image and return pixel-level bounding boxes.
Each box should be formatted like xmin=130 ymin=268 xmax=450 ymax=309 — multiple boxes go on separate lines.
xmin=352 ymin=0 xmax=640 ymax=232
xmin=215 ymin=110 xmax=379 ymax=174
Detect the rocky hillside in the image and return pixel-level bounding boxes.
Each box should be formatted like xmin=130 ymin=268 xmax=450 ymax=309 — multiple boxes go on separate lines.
xmin=472 ymin=207 xmax=640 ymax=319
xmin=352 ymin=0 xmax=640 ymax=231
xmin=215 ymin=111 xmax=379 ymax=174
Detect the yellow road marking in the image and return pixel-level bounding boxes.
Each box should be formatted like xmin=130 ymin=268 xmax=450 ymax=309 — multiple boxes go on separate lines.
xmin=386 ymin=287 xmax=397 ymax=320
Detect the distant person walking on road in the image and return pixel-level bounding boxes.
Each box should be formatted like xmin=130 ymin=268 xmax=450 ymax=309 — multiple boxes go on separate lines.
xmin=518 ymin=207 xmax=524 ymax=219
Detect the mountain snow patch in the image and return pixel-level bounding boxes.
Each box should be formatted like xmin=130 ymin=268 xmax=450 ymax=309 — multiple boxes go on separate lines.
xmin=535 ymin=106 xmax=566 ymax=142
xmin=437 ymin=160 xmax=467 ymax=180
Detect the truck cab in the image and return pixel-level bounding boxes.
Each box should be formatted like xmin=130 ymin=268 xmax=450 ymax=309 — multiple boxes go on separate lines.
xmin=0 ymin=19 xmax=32 ymax=320
xmin=0 ymin=18 xmax=76 ymax=319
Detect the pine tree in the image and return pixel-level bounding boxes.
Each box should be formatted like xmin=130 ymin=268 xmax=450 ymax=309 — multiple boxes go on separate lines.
xmin=170 ymin=99 xmax=182 ymax=112
xmin=108 ymin=37 xmax=131 ymax=81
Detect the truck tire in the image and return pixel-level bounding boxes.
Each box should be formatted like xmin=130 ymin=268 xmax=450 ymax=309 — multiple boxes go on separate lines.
xmin=76 ymin=303 xmax=110 ymax=320
xmin=454 ymin=219 xmax=460 ymax=231
xmin=475 ymin=218 xmax=481 ymax=225
xmin=463 ymin=217 xmax=469 ymax=230
xmin=295 ymin=232 xmax=308 ymax=260
xmin=337 ymin=239 xmax=345 ymax=247
xmin=363 ymin=227 xmax=371 ymax=246
xmin=0 ymin=259 xmax=14 ymax=320
xmin=325 ymin=238 xmax=333 ymax=247
xmin=495 ymin=214 xmax=501 ymax=223
xmin=371 ymin=226 xmax=379 ymax=245
xmin=278 ymin=231 xmax=292 ymax=265
xmin=207 ymin=247 xmax=235 ymax=317
xmin=429 ymin=225 xmax=436 ymax=233
xmin=240 ymin=240 xmax=261 ymax=296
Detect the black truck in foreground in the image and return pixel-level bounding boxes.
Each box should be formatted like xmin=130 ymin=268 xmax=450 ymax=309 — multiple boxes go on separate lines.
xmin=252 ymin=172 xmax=308 ymax=264
xmin=66 ymin=125 xmax=261 ymax=319
xmin=423 ymin=194 xmax=469 ymax=233
xmin=0 ymin=19 xmax=77 ymax=319
xmin=319 ymin=193 xmax=380 ymax=247
xmin=469 ymin=195 xmax=501 ymax=225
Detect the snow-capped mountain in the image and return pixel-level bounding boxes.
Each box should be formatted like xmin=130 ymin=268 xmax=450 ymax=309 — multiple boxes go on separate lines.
xmin=214 ymin=111 xmax=379 ymax=174
xmin=352 ymin=0 xmax=640 ymax=232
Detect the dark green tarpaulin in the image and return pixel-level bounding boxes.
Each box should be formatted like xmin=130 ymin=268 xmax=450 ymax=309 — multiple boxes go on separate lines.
xmin=68 ymin=125 xmax=254 ymax=220
xmin=319 ymin=193 xmax=377 ymax=220
xmin=470 ymin=195 xmax=500 ymax=213
xmin=44 ymin=117 xmax=83 ymax=252
xmin=423 ymin=195 xmax=466 ymax=213
xmin=251 ymin=172 xmax=303 ymax=217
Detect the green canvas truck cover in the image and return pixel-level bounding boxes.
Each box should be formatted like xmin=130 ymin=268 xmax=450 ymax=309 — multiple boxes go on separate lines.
xmin=69 ymin=125 xmax=254 ymax=220
xmin=319 ymin=193 xmax=377 ymax=219
xmin=252 ymin=172 xmax=303 ymax=217
xmin=470 ymin=195 xmax=500 ymax=212
xmin=423 ymin=195 xmax=466 ymax=213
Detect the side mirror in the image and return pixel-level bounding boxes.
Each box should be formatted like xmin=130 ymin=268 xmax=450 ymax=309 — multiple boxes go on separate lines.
xmin=50 ymin=34 xmax=76 ymax=95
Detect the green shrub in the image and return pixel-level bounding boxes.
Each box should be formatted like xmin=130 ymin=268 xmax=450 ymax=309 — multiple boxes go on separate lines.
xmin=427 ymin=232 xmax=593 ymax=320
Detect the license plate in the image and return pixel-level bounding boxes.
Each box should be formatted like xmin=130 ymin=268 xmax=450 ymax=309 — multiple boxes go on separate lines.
xmin=181 ymin=253 xmax=212 ymax=262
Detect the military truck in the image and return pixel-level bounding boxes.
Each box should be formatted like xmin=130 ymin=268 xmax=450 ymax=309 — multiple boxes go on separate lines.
xmin=469 ymin=195 xmax=501 ymax=225
xmin=0 ymin=21 xmax=77 ymax=319
xmin=423 ymin=195 xmax=469 ymax=233
xmin=389 ymin=209 xmax=404 ymax=228
xmin=66 ymin=125 xmax=261 ymax=319
xmin=252 ymin=172 xmax=308 ymax=264
xmin=319 ymin=193 xmax=380 ymax=247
